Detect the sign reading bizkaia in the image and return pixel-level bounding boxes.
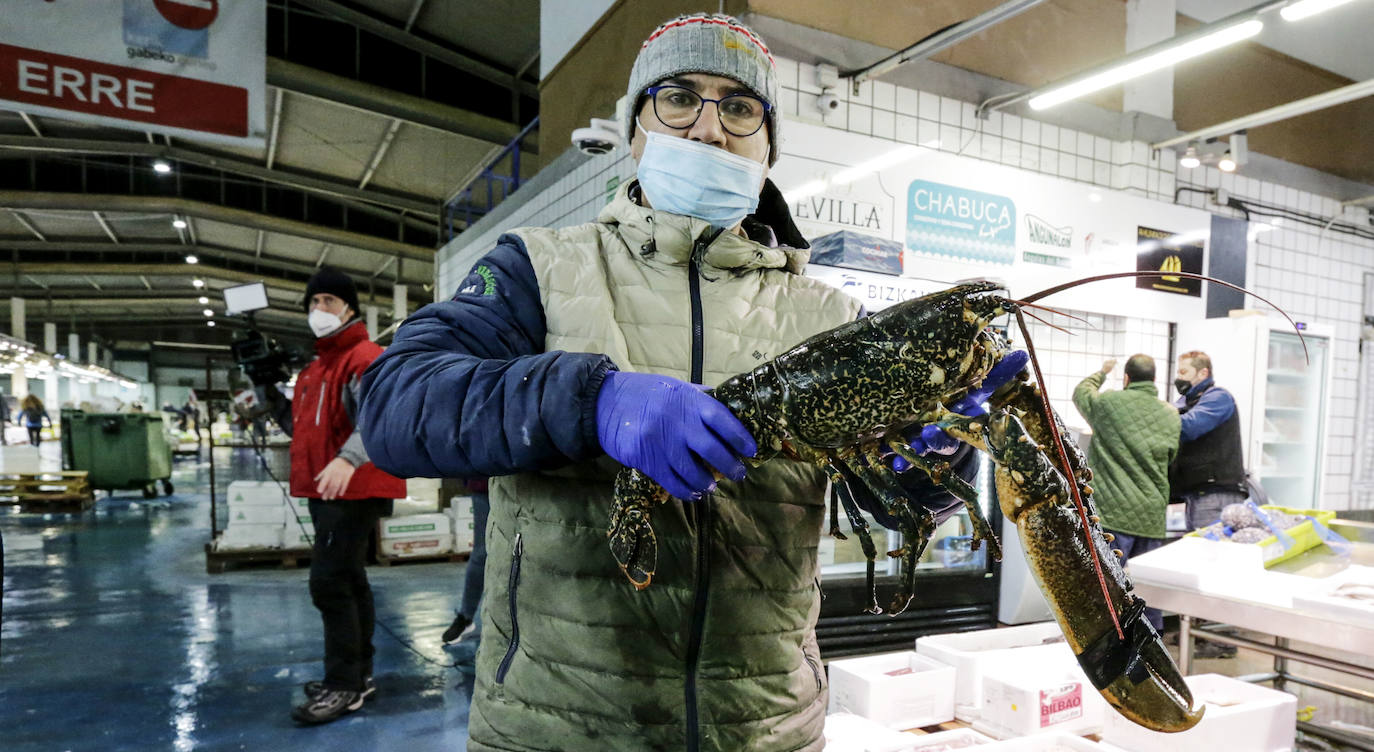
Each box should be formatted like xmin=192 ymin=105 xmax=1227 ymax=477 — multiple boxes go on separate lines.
xmin=0 ymin=0 xmax=266 ymax=144
xmin=773 ymin=121 xmax=1216 ymax=323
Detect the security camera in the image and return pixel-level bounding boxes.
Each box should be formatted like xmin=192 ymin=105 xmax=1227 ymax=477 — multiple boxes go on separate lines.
xmin=817 ymin=93 xmax=840 ymax=114
xmin=572 ymin=118 xmax=623 ymax=156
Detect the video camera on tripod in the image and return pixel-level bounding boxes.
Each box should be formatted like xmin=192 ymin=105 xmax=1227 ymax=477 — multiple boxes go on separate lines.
xmin=223 ymin=282 xmax=295 ymax=387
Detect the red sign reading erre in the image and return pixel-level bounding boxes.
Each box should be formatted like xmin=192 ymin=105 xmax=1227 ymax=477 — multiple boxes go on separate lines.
xmin=0 ymin=43 xmax=248 ymax=137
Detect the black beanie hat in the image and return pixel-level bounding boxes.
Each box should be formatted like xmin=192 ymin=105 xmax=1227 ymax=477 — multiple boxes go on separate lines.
xmin=303 ymin=266 xmax=360 ymax=314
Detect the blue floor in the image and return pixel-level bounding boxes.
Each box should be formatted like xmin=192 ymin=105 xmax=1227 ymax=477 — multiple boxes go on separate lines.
xmin=0 ymin=445 xmax=475 ymax=751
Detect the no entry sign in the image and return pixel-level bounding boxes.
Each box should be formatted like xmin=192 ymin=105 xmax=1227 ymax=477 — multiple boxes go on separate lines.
xmin=0 ymin=0 xmax=265 ymax=145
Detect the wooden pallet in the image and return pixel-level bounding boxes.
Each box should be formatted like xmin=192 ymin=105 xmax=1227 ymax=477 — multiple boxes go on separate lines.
xmin=375 ymin=550 xmax=471 ymax=567
xmin=204 ymin=541 xmax=312 ymax=574
xmin=0 ymin=471 xmax=94 ymax=513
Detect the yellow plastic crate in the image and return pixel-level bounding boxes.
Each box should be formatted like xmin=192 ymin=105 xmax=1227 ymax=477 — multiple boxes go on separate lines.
xmin=1187 ymin=505 xmax=1337 ymax=567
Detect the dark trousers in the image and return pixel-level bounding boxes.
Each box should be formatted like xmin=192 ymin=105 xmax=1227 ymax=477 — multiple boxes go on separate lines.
xmin=458 ymin=492 xmax=490 ymax=623
xmin=26 ymin=427 xmax=40 ymax=446
xmin=308 ymin=497 xmax=392 ymax=693
xmin=1105 ymin=529 xmax=1169 ymax=632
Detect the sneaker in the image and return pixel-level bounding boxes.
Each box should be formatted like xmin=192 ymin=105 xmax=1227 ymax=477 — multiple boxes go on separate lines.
xmin=291 ymin=688 xmax=363 ymax=724
xmin=304 ymin=676 xmax=375 ymax=702
xmin=442 ymin=613 xmax=472 ymax=644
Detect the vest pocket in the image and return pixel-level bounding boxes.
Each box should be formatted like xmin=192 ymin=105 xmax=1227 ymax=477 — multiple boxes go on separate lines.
xmin=802 ymin=635 xmax=824 ymax=694
xmin=495 ymin=532 xmax=524 ymax=684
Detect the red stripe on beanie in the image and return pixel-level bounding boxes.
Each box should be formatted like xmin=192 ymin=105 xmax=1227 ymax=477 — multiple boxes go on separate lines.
xmin=642 ymin=16 xmax=774 ymax=66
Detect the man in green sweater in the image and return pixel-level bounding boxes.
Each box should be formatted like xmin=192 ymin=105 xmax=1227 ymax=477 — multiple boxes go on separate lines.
xmin=1073 ymin=354 xmax=1180 ymax=631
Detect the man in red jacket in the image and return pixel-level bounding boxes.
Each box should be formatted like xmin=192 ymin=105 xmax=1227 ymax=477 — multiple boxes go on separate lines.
xmin=285 ymin=267 xmax=406 ymax=724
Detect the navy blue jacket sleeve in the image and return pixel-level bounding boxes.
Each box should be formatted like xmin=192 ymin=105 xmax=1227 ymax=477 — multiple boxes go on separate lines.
xmin=358 ymin=234 xmax=615 ymax=479
xmin=1179 ymin=387 xmax=1235 ymax=442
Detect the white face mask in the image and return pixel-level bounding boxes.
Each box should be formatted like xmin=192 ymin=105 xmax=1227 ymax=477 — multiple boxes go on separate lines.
xmin=308 ymin=309 xmax=344 ymax=338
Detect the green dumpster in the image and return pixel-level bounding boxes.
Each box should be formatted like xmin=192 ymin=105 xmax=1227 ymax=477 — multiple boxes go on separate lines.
xmin=62 ymin=411 xmax=174 ymax=498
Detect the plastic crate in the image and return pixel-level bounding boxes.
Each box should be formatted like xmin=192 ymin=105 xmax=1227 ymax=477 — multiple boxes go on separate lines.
xmin=1185 ymin=505 xmax=1337 ymax=568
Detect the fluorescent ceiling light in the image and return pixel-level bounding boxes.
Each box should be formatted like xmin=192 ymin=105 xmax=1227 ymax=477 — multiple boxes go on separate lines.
xmin=1281 ymin=0 xmax=1360 ymax=21
xmin=152 ymin=160 xmax=172 ymax=174
xmin=172 ymin=218 xmax=188 ymax=229
xmin=1029 ymin=20 xmax=1263 ymax=110
xmin=185 ymin=254 xmax=198 ymax=264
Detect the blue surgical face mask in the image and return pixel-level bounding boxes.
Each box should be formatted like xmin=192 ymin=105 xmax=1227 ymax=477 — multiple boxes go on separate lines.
xmin=635 ymin=121 xmax=767 ymax=230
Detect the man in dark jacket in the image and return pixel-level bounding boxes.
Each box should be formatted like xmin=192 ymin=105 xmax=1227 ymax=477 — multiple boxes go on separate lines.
xmin=1072 ymin=355 xmax=1179 ymax=631
xmin=357 ymin=14 xmax=1018 ymax=752
xmin=276 ymin=267 xmax=406 ymax=725
xmin=1171 ymin=350 xmax=1246 ymax=530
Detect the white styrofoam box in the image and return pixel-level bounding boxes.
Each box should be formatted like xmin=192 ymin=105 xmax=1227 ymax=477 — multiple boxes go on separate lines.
xmin=822 ymin=712 xmax=918 ymax=752
xmin=379 ymin=533 xmax=453 ymax=559
xmin=902 ymin=727 xmax=997 ymax=750
xmin=449 ymin=495 xmax=475 ymax=520
xmin=217 ymin=524 xmax=284 ymax=550
xmin=449 ymin=514 xmax=476 ymax=543
xmin=818 ymin=536 xmax=837 ymax=566
xmin=829 ymin=651 xmax=956 ymax=729
xmin=915 ymin=622 xmax=1068 ymax=721
xmin=973 ymin=655 xmax=1106 ymax=740
xmin=392 ymin=495 xmax=440 ymax=516
xmin=227 ymin=501 xmax=285 ymax=526
xmin=282 ymin=524 xmax=316 ymax=549
xmin=226 ymin=480 xmax=282 ymax=505
xmin=1100 ymin=673 xmax=1296 ymax=752
xmin=379 ymin=513 xmax=451 ymax=539
xmin=982 ymin=734 xmax=1113 ymax=750
xmin=1291 ymin=565 xmax=1374 ymax=628
xmin=1127 ymin=536 xmax=1264 ymax=591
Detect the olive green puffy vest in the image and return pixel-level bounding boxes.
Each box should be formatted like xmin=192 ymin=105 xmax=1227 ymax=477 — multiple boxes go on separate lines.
xmin=1071 ymin=373 xmax=1180 ymax=538
xmin=467 ymin=184 xmax=861 ymax=752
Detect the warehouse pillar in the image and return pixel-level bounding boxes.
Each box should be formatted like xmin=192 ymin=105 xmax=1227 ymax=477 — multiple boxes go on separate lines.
xmin=11 ymin=298 xmax=26 ymax=399
xmin=392 ymin=284 xmax=407 ymax=325
xmin=43 ymin=322 xmax=58 ymax=410
xmin=1123 ymin=0 xmax=1176 ymax=120
xmin=366 ymin=304 xmax=379 ymax=338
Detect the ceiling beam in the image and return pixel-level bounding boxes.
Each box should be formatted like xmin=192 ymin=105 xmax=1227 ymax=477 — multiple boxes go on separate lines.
xmin=0 ymin=240 xmax=427 ymax=289
xmin=266 ymin=88 xmax=285 ymax=170
xmin=18 ymin=112 xmax=42 ymax=137
xmin=0 ymin=192 xmax=435 ymax=262
xmin=10 ymin=210 xmax=46 ymax=241
xmin=0 ymin=134 xmax=440 ymax=218
xmin=92 ymin=211 xmax=120 ymax=243
xmin=267 ymin=58 xmax=534 ymax=153
xmin=288 ymin=0 xmax=538 ymax=100
xmin=359 ymin=119 xmax=403 ymax=190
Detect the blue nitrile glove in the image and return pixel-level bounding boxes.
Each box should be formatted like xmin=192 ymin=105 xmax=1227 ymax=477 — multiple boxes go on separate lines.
xmin=891 ymin=350 xmax=1030 ymax=471
xmin=595 ymin=370 xmax=756 ymax=501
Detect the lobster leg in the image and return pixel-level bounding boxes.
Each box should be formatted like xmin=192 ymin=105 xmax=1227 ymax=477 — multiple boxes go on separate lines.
xmin=828 ymin=464 xmax=882 ymax=614
xmin=938 ymin=406 xmax=1203 ymax=733
xmin=608 ymin=467 xmax=669 ymax=590
xmin=843 ymin=448 xmax=938 ymax=615
xmin=884 ymin=438 xmax=1003 ymax=562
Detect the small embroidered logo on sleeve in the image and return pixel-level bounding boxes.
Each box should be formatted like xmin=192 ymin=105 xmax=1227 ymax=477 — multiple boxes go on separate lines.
xmin=458 ymin=265 xmax=498 ymax=296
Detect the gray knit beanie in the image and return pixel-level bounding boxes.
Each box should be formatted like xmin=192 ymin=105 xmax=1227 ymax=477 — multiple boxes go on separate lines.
xmin=625 ymin=13 xmax=780 ymax=165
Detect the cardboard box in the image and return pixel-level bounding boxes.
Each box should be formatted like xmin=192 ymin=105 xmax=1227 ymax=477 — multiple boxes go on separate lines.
xmin=903 ymin=727 xmax=997 ymax=750
xmin=226 ymin=480 xmax=282 ymax=506
xmin=217 ymin=524 xmax=284 ymax=550
xmin=379 ymin=533 xmax=453 ymax=559
xmin=829 ymin=651 xmax=956 ymax=729
xmin=983 ymin=734 xmax=1113 ymax=750
xmin=379 ymin=513 xmax=451 ymax=539
xmin=227 ymin=501 xmax=285 ymax=526
xmin=915 ymin=622 xmax=1068 ymax=721
xmin=810 ymin=229 xmax=904 ymax=275
xmin=821 ymin=712 xmax=918 ymax=752
xmin=973 ymin=656 xmax=1106 ymax=740
xmin=1100 ymin=673 xmax=1296 ymax=752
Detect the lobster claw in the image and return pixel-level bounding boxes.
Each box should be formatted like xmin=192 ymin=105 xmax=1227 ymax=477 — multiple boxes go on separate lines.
xmin=609 ymin=468 xmax=664 ymax=591
xmin=1077 ymin=598 xmax=1204 ymax=732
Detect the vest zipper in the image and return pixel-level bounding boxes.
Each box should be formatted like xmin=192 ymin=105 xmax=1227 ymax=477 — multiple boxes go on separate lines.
xmin=315 ymin=379 xmax=327 ymax=426
xmin=495 ymin=532 xmax=523 ymax=683
xmin=685 ymin=237 xmax=710 ymax=752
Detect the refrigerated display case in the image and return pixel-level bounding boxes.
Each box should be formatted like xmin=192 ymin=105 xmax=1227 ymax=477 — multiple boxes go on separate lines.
xmin=1175 ymin=314 xmax=1332 ymax=508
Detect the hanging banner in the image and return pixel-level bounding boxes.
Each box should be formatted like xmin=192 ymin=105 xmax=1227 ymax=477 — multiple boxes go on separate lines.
xmin=0 ymin=0 xmax=266 ymax=144
xmin=772 ymin=121 xmax=1214 ymax=322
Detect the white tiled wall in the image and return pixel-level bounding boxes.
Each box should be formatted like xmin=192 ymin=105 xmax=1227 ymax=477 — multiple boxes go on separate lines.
xmin=776 ymin=58 xmax=1177 ymax=201
xmin=437 ymin=54 xmax=1372 ymax=509
xmin=1176 ymin=170 xmax=1374 ymax=510
xmin=1012 ymin=310 xmax=1173 ymax=434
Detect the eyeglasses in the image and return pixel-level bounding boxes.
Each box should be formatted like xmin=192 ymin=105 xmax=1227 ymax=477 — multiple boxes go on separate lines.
xmin=645 ymin=85 xmax=771 ymax=138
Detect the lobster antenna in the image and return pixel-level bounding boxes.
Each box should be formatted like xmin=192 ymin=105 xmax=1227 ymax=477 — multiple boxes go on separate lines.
xmin=1020 ymin=307 xmax=1076 ymax=336
xmin=1015 ymin=308 xmax=1126 ymax=642
xmin=1023 ymin=271 xmax=1308 ymax=362
xmin=1018 ymin=300 xmax=1093 ymax=327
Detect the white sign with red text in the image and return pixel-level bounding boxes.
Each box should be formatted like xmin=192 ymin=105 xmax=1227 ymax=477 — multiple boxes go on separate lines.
xmin=0 ymin=0 xmax=266 ymax=144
